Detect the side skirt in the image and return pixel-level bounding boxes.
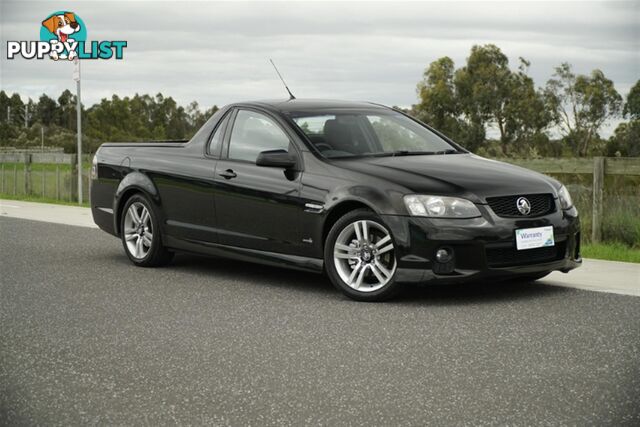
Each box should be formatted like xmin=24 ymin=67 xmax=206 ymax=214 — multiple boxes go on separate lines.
xmin=164 ymin=235 xmax=324 ymax=273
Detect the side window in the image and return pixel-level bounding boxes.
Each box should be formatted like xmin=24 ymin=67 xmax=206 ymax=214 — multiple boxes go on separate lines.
xmin=207 ymin=113 xmax=230 ymax=156
xmin=228 ymin=110 xmax=291 ymax=162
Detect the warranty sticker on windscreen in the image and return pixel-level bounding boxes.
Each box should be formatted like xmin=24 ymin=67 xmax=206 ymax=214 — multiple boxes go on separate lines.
xmin=515 ymin=226 xmax=555 ymax=250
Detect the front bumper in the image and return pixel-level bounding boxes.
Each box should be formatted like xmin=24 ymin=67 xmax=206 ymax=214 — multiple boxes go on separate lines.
xmin=382 ymin=205 xmax=582 ymax=285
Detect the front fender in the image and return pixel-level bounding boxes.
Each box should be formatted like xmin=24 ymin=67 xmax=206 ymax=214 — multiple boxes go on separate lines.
xmin=113 ymin=171 xmax=161 ymax=235
xmin=323 ymin=184 xmax=399 ymax=215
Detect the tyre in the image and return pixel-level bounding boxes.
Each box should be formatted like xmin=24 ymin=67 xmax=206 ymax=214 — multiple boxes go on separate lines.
xmin=120 ymin=193 xmax=174 ymax=267
xmin=324 ymin=209 xmax=401 ymax=301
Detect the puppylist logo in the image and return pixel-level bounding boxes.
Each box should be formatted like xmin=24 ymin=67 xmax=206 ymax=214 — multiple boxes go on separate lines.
xmin=6 ymin=11 xmax=127 ymax=61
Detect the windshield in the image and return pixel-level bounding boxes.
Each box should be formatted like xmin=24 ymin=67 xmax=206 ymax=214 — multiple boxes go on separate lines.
xmin=291 ymin=111 xmax=459 ymax=158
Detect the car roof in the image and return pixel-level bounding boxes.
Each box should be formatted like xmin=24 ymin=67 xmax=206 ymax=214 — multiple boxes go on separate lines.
xmin=231 ymin=98 xmax=392 ymax=114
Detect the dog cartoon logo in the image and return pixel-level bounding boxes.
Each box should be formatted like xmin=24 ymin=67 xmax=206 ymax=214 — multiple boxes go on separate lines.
xmin=41 ymin=12 xmax=83 ymax=60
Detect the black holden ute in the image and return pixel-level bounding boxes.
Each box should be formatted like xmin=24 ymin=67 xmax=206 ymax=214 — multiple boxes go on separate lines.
xmin=90 ymin=99 xmax=582 ymax=301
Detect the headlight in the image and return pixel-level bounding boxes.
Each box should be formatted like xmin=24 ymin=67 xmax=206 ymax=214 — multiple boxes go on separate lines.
xmin=557 ymin=185 xmax=573 ymax=209
xmin=91 ymin=154 xmax=98 ymax=179
xmin=404 ymin=195 xmax=481 ymax=218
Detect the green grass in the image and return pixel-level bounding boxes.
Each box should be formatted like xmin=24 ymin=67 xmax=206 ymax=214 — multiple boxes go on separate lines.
xmin=582 ymin=242 xmax=640 ymax=263
xmin=0 ymin=193 xmax=89 ymax=207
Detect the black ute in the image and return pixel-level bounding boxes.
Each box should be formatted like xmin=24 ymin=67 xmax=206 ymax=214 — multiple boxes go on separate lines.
xmin=91 ymin=99 xmax=581 ymax=301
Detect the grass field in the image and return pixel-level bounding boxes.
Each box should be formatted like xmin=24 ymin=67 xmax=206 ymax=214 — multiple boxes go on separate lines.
xmin=582 ymin=243 xmax=640 ymax=264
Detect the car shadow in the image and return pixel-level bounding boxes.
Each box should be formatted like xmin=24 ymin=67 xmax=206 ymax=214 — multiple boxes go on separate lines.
xmin=394 ymin=279 xmax=572 ymax=306
xmin=169 ymin=253 xmax=332 ymax=295
xmin=163 ymin=253 xmax=573 ymax=305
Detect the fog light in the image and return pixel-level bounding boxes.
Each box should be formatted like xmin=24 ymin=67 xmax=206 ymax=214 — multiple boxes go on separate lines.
xmin=436 ymin=248 xmax=452 ymax=263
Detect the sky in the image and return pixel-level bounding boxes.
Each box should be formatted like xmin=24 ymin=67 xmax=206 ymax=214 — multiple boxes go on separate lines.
xmin=1 ymin=0 xmax=638 ymax=136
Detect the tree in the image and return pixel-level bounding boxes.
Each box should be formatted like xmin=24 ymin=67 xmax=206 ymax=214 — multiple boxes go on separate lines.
xmin=504 ymin=59 xmax=552 ymax=150
xmin=454 ymin=44 xmax=513 ymax=152
xmin=607 ymin=80 xmax=640 ymax=157
xmin=36 ymin=94 xmax=58 ymax=126
xmin=546 ymin=63 xmax=622 ymax=156
xmin=0 ymin=92 xmax=19 ymax=144
xmin=57 ymin=89 xmax=78 ymax=130
xmin=0 ymin=91 xmax=10 ymax=124
xmin=415 ymin=57 xmax=460 ymax=132
xmin=623 ymin=79 xmax=640 ymax=120
xmin=606 ymin=121 xmax=640 ymax=157
xmin=8 ymin=93 xmax=25 ymax=126
xmin=415 ymin=56 xmax=487 ymax=150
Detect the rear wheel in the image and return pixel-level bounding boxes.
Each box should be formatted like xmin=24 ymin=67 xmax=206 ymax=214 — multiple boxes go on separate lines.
xmin=324 ymin=209 xmax=400 ymax=301
xmin=120 ymin=193 xmax=173 ymax=267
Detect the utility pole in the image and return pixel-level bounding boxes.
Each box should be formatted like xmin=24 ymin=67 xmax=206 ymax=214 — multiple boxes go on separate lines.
xmin=73 ymin=58 xmax=83 ymax=204
xmin=7 ymin=106 xmax=10 ymax=123
xmin=24 ymin=104 xmax=28 ymax=128
xmin=41 ymin=125 xmax=44 ymax=152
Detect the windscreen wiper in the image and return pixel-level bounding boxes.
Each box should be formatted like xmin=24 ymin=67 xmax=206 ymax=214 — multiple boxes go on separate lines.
xmin=434 ymin=149 xmax=461 ymax=155
xmin=370 ymin=150 xmax=437 ymax=157
xmin=362 ymin=149 xmax=461 ymax=158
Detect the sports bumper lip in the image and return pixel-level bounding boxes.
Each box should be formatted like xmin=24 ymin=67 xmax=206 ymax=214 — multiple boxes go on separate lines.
xmin=381 ymin=206 xmax=582 ymax=285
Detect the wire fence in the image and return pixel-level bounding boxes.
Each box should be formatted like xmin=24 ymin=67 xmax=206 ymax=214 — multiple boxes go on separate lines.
xmin=0 ymin=156 xmax=91 ymax=203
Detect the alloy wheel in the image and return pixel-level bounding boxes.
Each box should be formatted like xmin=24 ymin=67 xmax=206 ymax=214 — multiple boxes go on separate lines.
xmin=333 ymin=219 xmax=397 ymax=292
xmin=123 ymin=202 xmax=153 ymax=259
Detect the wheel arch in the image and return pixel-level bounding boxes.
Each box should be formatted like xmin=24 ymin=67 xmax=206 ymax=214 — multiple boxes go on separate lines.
xmin=113 ymin=172 xmax=161 ymax=236
xmin=321 ymin=199 xmax=378 ymax=250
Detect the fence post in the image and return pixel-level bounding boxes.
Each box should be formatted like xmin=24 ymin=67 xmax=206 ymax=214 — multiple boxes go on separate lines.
xmin=71 ymin=154 xmax=78 ymax=202
xmin=86 ymin=165 xmax=91 ymax=203
xmin=592 ymin=157 xmax=605 ymax=243
xmin=42 ymin=168 xmax=45 ymax=197
xmin=24 ymin=154 xmax=31 ymax=194
xmin=56 ymin=165 xmax=60 ymax=200
xmin=13 ymin=164 xmax=17 ymax=194
xmin=1 ymin=164 xmax=4 ymax=193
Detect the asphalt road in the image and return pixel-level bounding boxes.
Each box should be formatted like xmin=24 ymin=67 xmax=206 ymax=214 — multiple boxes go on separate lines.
xmin=1 ymin=217 xmax=639 ymax=426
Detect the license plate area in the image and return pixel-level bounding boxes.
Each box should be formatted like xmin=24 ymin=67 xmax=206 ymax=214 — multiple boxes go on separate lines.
xmin=515 ymin=226 xmax=555 ymax=250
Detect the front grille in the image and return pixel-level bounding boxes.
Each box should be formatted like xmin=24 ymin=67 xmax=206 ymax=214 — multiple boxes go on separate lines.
xmin=486 ymin=241 xmax=566 ymax=268
xmin=486 ymin=193 xmax=554 ymax=218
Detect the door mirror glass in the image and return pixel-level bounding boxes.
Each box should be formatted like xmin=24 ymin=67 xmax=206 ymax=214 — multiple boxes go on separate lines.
xmin=256 ymin=149 xmax=297 ymax=169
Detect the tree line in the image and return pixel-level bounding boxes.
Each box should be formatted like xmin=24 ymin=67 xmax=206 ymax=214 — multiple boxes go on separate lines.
xmin=0 ymin=43 xmax=638 ymax=157
xmin=0 ymin=91 xmax=218 ymax=154
xmin=412 ymin=44 xmax=639 ymax=157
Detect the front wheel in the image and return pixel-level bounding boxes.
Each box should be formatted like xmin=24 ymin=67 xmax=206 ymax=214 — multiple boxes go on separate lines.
xmin=324 ymin=209 xmax=401 ymax=301
xmin=120 ymin=193 xmax=174 ymax=267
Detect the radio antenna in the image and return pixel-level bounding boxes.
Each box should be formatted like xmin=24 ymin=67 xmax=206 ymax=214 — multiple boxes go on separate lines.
xmin=270 ymin=59 xmax=296 ymax=100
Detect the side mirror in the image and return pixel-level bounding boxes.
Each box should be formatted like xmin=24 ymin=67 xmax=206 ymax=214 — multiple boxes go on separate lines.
xmin=256 ymin=149 xmax=297 ymax=169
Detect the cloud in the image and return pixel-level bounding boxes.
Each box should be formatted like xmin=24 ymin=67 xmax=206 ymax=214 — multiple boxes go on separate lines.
xmin=1 ymin=0 xmax=638 ymax=137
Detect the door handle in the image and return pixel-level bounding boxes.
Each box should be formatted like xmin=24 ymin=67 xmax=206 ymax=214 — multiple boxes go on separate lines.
xmin=219 ymin=169 xmax=237 ymax=179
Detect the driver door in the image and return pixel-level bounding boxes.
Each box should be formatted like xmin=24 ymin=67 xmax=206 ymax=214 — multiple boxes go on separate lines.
xmin=213 ymin=108 xmax=303 ymax=254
